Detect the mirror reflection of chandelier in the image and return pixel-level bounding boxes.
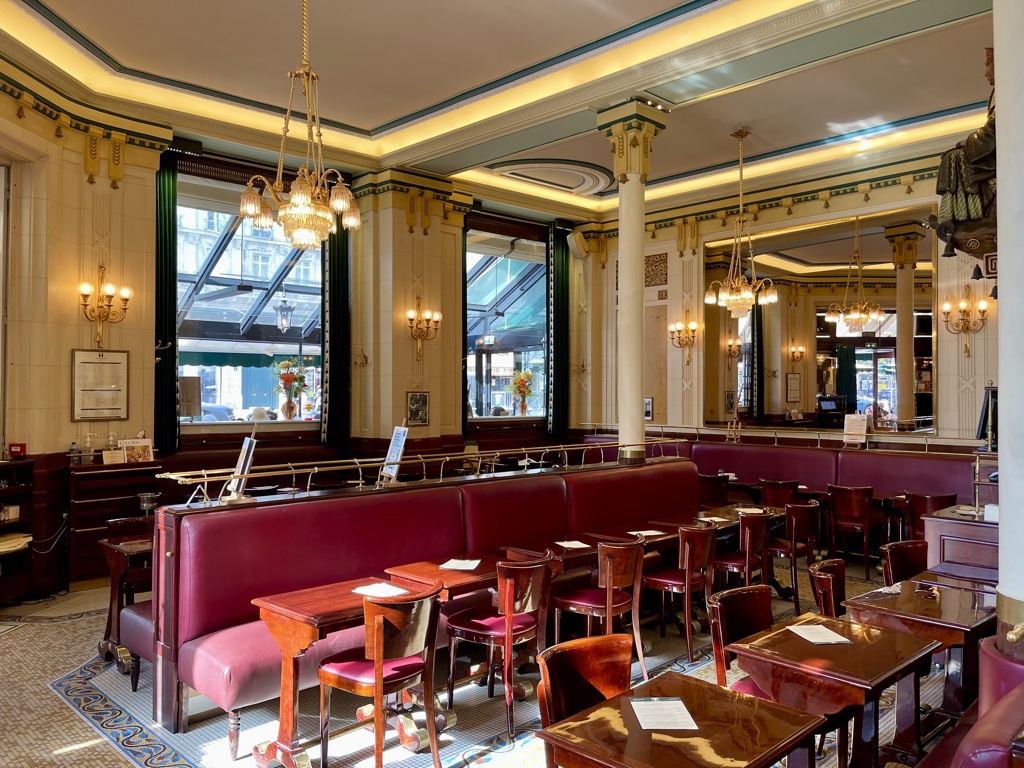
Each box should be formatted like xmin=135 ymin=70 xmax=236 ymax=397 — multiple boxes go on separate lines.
xmin=238 ymin=0 xmax=360 ymax=249
xmin=823 ymin=217 xmax=883 ymax=332
xmin=705 ymin=129 xmax=778 ymax=319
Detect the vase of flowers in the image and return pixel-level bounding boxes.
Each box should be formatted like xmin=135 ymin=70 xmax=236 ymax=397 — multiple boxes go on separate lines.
xmin=273 ymin=359 xmax=308 ymax=420
xmin=507 ymin=370 xmax=532 ymax=416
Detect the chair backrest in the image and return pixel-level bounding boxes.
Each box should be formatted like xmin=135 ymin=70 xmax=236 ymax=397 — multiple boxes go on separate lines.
xmin=783 ymin=500 xmax=819 ymax=545
xmin=536 ymin=634 xmax=633 ymax=727
xmin=698 ymin=473 xmax=730 ymax=508
xmin=808 ymin=559 xmax=846 ymax=618
xmin=107 ymin=515 xmax=155 ymax=540
xmin=904 ymin=491 xmax=958 ymax=539
xmin=760 ymin=479 xmax=799 ymax=507
xmin=738 ymin=512 xmax=769 ymax=556
xmin=677 ymin=522 xmax=716 ymax=574
xmin=597 ymin=536 xmax=644 ymax=591
xmin=880 ymin=540 xmax=929 ymax=587
xmin=827 ymin=483 xmax=874 ymax=523
xmin=496 ymin=550 xmax=553 ymax=616
xmin=707 ymin=585 xmax=773 ymax=686
xmin=364 ymin=580 xmax=442 ymax=662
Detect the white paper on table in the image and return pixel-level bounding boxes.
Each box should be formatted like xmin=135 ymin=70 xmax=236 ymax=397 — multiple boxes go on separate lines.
xmin=353 ymin=582 xmax=409 ymax=598
xmin=734 ymin=507 xmax=765 ymax=514
xmin=786 ymin=624 xmax=851 ymax=644
xmin=702 ymin=516 xmax=730 ymax=523
xmin=629 ymin=697 xmax=698 ymax=730
xmin=439 ymin=558 xmax=482 ymax=571
xmin=554 ymin=540 xmax=589 ymax=549
xmin=628 ymin=529 xmax=665 ymax=536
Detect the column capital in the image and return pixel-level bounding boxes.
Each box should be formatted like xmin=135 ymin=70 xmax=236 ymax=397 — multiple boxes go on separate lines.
xmin=884 ymin=223 xmax=927 ymax=268
xmin=598 ymin=100 xmax=666 ymax=184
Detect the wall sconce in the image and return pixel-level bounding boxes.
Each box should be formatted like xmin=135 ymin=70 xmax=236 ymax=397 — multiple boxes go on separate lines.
xmin=79 ymin=265 xmax=132 ymax=349
xmin=789 ymin=340 xmax=805 ymax=365
xmin=726 ymin=337 xmax=741 ymax=370
xmin=407 ymin=296 xmax=442 ymax=360
xmin=669 ymin=314 xmax=699 ymax=365
xmin=942 ymin=284 xmax=990 ymax=358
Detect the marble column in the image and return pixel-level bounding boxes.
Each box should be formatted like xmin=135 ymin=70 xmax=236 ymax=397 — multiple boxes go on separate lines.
xmin=600 ymin=101 xmax=665 ymax=464
xmin=884 ymin=224 xmax=925 ymax=428
xmin=994 ymin=0 xmax=1024 ymax=659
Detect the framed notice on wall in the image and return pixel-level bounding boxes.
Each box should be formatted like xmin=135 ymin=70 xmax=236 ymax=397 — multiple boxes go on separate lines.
xmin=72 ymin=349 xmax=129 ymax=421
xmin=786 ymin=373 xmax=801 ymax=403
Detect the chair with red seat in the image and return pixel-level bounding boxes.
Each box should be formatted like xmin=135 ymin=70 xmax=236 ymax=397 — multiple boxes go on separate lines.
xmin=552 ymin=535 xmax=648 ymax=680
xmin=445 ymin=551 xmax=553 ymax=736
xmin=904 ymin=492 xmax=958 ymax=540
xmin=808 ymin=558 xmax=847 ymax=618
xmin=880 ymin=540 xmax=929 ymax=587
xmin=641 ymin=521 xmax=716 ymax=661
xmin=711 ymin=511 xmax=769 ymax=589
xmin=827 ymin=483 xmax=885 ymax=580
xmin=766 ymin=501 xmax=819 ymax=615
xmin=698 ymin=473 xmax=730 ymax=509
xmin=318 ymin=581 xmax=443 ymax=768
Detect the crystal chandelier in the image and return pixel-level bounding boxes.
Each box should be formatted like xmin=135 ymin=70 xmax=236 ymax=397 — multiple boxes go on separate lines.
xmin=823 ymin=217 xmax=883 ymax=332
xmin=239 ymin=0 xmax=360 ymax=249
xmin=705 ymin=129 xmax=778 ymax=319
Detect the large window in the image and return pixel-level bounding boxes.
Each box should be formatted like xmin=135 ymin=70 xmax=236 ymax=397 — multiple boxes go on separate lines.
xmin=465 ymin=229 xmax=547 ymax=419
xmin=176 ymin=178 xmax=322 ymax=423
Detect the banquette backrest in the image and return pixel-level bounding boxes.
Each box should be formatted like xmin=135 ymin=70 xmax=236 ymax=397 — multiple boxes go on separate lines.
xmin=175 ymin=486 xmax=466 ymax=645
xmin=690 ymin=443 xmax=837 ymax=491
xmin=460 ymin=475 xmax=570 ymax=554
xmin=836 ymin=450 xmax=974 ymax=503
xmin=562 ymin=459 xmax=699 ymax=536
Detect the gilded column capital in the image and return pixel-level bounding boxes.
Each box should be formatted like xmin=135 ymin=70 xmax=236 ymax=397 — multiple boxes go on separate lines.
xmin=884 ymin=223 xmax=927 ymax=268
xmin=598 ymin=100 xmax=666 ymax=184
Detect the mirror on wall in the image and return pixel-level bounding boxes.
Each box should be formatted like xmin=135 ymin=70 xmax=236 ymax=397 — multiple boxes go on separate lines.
xmin=702 ymin=206 xmax=937 ymax=433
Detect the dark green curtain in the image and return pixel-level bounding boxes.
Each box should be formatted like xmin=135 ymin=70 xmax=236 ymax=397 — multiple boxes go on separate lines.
xmin=153 ymin=152 xmax=179 ymax=455
xmin=322 ymin=224 xmax=351 ymax=450
xmin=548 ymin=224 xmax=571 ymax=439
xmin=749 ymin=303 xmax=765 ymax=419
xmin=837 ymin=345 xmax=857 ymax=411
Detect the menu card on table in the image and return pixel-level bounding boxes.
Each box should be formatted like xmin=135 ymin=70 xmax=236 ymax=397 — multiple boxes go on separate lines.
xmin=439 ymin=558 xmax=482 ymax=571
xmin=554 ymin=540 xmax=589 ymax=549
xmin=629 ymin=697 xmax=698 ymax=730
xmin=786 ymin=625 xmax=851 ymax=644
xmin=353 ymin=582 xmax=409 ymax=598
xmin=628 ymin=530 xmax=665 ymax=537
xmin=734 ymin=507 xmax=765 ymax=514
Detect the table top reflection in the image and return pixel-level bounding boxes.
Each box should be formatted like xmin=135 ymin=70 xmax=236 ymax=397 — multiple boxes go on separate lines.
xmin=651 ymin=504 xmax=784 ymax=531
xmin=537 ymin=671 xmax=822 ymax=768
xmin=843 ymin=581 xmax=996 ymax=632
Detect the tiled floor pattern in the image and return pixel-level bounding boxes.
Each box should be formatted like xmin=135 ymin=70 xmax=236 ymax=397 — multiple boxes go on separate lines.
xmin=4 ymin=566 xmax=925 ymax=768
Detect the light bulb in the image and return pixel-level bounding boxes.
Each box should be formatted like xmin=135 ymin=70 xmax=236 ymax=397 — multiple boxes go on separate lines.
xmin=959 ymin=300 xmax=968 ymax=311
xmin=434 ymin=312 xmax=442 ymax=323
xmin=942 ymin=302 xmax=952 ymax=313
xmin=407 ymin=309 xmax=416 ymax=320
xmin=102 ymin=283 xmax=117 ymax=297
xmin=978 ymin=300 xmax=988 ymax=312
xmin=119 ymin=286 xmax=134 ymax=300
xmin=79 ymin=282 xmax=94 ymax=297
xmin=688 ymin=321 xmax=698 ymax=331
xmin=704 ymin=288 xmax=716 ymax=304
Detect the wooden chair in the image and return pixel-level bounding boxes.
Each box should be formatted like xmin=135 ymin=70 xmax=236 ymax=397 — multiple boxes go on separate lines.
xmin=698 ymin=473 xmax=730 ymax=509
xmin=640 ymin=521 xmax=716 ymax=661
xmin=708 ymin=584 xmax=850 ymax=768
xmin=904 ymin=492 xmax=958 ymax=540
xmin=318 ymin=581 xmax=443 ymax=768
xmin=552 ymin=535 xmax=648 ymax=680
xmin=808 ymin=558 xmax=847 ymax=618
xmin=759 ymin=479 xmax=800 ymax=507
xmin=711 ymin=511 xmax=769 ymax=589
xmin=106 ymin=515 xmax=155 ymax=606
xmin=766 ymin=501 xmax=818 ymax=616
xmin=446 ymin=551 xmax=553 ymax=736
xmin=827 ymin=483 xmax=884 ymax=580
xmin=537 ymin=634 xmax=633 ymax=768
xmin=880 ymin=540 xmax=929 ymax=587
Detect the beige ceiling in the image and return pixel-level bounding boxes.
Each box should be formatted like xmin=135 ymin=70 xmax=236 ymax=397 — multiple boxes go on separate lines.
xmin=3 ymin=0 xmax=994 ymax=212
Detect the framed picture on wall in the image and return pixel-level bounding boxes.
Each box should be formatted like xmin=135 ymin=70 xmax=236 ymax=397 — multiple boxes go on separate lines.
xmin=786 ymin=372 xmax=801 ymax=403
xmin=406 ymin=391 xmax=429 ymax=426
xmin=725 ymin=391 xmax=736 ymax=415
xmin=643 ymin=397 xmax=653 ymax=421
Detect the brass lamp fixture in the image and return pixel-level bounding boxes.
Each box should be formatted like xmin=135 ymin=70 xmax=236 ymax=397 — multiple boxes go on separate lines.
xmin=238 ymin=0 xmax=360 ymax=249
xmin=823 ymin=217 xmax=883 ymax=332
xmin=942 ymin=284 xmax=990 ymax=358
xmin=789 ymin=340 xmax=805 ymax=364
xmin=79 ymin=265 xmax=132 ymax=349
xmin=669 ymin=312 xmax=699 ymax=365
xmin=274 ymin=294 xmax=295 ymax=332
xmin=726 ymin=336 xmax=741 ymax=370
xmin=704 ymin=129 xmax=778 ymax=318
xmin=407 ymin=296 xmax=442 ymax=360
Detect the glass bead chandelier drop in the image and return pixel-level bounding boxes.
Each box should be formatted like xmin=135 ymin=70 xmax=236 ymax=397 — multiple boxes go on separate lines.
xmin=238 ymin=0 xmax=360 ymax=249
xmin=704 ymin=129 xmax=778 ymax=319
xmin=823 ymin=217 xmax=883 ymax=332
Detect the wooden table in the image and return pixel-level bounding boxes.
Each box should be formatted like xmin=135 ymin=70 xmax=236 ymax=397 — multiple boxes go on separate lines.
xmin=503 ymin=539 xmax=598 ymax=575
xmin=727 ymin=613 xmax=940 ymax=768
xmin=252 ymin=576 xmax=390 ymax=768
xmin=385 ymin=553 xmax=499 ymax=600
xmin=844 ymin=580 xmax=997 ymax=720
xmin=537 ymin=670 xmax=822 ymax=768
xmin=97 ymin=534 xmax=153 ymax=672
xmin=912 ymin=569 xmax=998 ymax=594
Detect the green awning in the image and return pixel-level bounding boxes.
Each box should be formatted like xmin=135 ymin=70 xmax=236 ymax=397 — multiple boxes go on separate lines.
xmin=179 ymin=352 xmax=321 ymax=368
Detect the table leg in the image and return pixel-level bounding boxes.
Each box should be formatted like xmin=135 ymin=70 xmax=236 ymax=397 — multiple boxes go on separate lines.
xmin=940 ymin=645 xmax=971 ymax=717
xmin=849 ymin=699 xmax=880 ymax=768
xmin=97 ymin=551 xmax=129 ymax=663
xmin=764 ymin=555 xmax=794 ymax=601
xmin=881 ymin=669 xmax=927 ymax=765
xmin=786 ymin=736 xmax=816 ymax=768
